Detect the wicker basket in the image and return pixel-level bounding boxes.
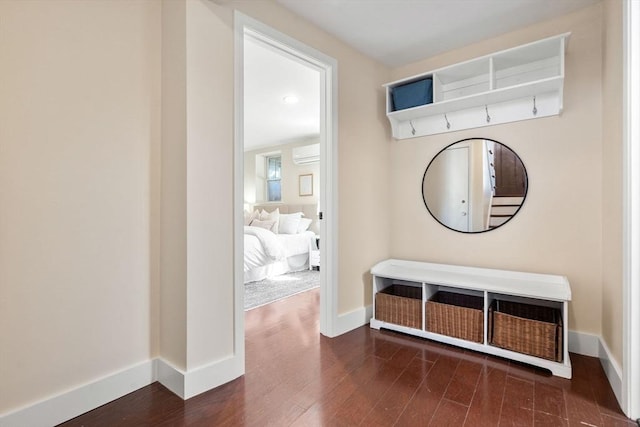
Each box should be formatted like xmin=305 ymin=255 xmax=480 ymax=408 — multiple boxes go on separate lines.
xmin=489 ymin=300 xmax=563 ymax=362
xmin=375 ymin=285 xmax=422 ymax=329
xmin=426 ymin=291 xmax=484 ymax=343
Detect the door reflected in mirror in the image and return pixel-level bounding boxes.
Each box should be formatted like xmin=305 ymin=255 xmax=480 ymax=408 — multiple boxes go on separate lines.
xmin=422 ymin=138 xmax=527 ymax=233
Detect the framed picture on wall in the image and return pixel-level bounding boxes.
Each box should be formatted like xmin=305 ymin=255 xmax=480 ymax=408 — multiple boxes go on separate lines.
xmin=299 ymin=174 xmax=313 ymax=196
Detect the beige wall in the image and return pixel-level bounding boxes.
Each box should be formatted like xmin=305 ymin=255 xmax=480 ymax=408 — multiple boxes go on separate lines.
xmin=389 ymin=4 xmax=605 ymax=335
xmin=245 ymin=139 xmax=321 ymax=206
xmin=601 ymin=0 xmax=623 ymax=365
xmin=0 ymin=0 xmax=160 ymax=413
xmin=160 ymin=0 xmax=188 ymax=371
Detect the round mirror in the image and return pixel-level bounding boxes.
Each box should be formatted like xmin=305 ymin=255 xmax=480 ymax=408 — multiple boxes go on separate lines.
xmin=422 ymin=138 xmax=528 ymax=233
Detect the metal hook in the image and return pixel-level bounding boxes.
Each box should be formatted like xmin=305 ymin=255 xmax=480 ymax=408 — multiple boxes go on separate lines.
xmin=485 ymin=105 xmax=491 ymax=123
xmin=444 ymin=114 xmax=451 ymax=130
xmin=533 ymin=96 xmax=538 ymax=116
xmin=409 ymin=120 xmax=416 ymax=135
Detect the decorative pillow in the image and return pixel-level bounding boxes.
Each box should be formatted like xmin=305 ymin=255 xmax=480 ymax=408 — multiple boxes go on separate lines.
xmin=259 ymin=208 xmax=280 ymax=232
xmin=244 ymin=209 xmax=258 ymax=226
xmin=279 ymin=213 xmax=303 ymax=234
xmin=250 ymin=219 xmax=277 ymax=232
xmin=297 ymin=218 xmax=313 ymax=233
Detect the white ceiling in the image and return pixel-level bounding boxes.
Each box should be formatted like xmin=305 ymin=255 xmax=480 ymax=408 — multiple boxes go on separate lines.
xmin=276 ymin=0 xmax=600 ymax=67
xmin=244 ymin=0 xmax=599 ymax=150
xmin=244 ymin=36 xmax=320 ymax=151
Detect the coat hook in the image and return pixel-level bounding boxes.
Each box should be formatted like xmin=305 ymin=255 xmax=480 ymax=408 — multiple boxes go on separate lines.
xmin=409 ymin=120 xmax=416 ymax=135
xmin=485 ymin=105 xmax=491 ymax=123
xmin=533 ymin=96 xmax=538 ymax=116
xmin=444 ymin=113 xmax=451 ymax=129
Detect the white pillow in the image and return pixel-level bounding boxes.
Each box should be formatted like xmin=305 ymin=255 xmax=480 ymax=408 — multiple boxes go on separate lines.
xmin=297 ymin=218 xmax=313 ymax=233
xmin=251 ymin=219 xmax=277 ymax=232
xmin=279 ymin=213 xmax=303 ymax=234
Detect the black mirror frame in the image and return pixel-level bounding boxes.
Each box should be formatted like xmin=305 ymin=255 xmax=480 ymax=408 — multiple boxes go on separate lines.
xmin=421 ymin=137 xmax=528 ymax=234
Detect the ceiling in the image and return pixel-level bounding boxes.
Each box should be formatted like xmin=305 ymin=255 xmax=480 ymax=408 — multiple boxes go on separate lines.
xmin=244 ymin=36 xmax=320 ymax=151
xmin=244 ymin=0 xmax=599 ymax=150
xmin=276 ymin=0 xmax=599 ymax=67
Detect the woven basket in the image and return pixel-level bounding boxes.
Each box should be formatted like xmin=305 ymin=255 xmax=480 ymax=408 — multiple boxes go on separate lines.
xmin=489 ymin=300 xmax=563 ymax=362
xmin=375 ymin=285 xmax=422 ymax=329
xmin=426 ymin=291 xmax=483 ymax=343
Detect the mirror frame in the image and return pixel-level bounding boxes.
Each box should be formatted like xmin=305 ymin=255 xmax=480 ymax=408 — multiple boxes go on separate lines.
xmin=421 ymin=137 xmax=528 ymax=234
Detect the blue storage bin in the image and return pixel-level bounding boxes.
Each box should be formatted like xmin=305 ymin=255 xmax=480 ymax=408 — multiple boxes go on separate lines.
xmin=391 ymin=78 xmax=433 ymax=111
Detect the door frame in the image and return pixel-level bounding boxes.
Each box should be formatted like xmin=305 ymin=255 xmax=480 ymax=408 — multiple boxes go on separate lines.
xmin=233 ymin=11 xmax=340 ymax=360
xmin=622 ymin=0 xmax=640 ymax=419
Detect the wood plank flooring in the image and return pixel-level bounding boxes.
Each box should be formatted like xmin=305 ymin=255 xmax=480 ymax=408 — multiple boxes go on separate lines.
xmin=60 ymin=289 xmax=635 ymax=426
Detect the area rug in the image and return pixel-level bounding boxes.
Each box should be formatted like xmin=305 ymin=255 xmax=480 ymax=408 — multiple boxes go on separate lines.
xmin=244 ymin=269 xmax=320 ymax=310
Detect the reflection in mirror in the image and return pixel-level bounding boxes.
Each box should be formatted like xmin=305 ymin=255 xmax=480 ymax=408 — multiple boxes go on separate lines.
xmin=422 ymin=138 xmax=527 ymax=233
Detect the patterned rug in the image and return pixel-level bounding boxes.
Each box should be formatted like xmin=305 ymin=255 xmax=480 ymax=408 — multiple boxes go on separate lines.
xmin=244 ymin=269 xmax=320 ymax=310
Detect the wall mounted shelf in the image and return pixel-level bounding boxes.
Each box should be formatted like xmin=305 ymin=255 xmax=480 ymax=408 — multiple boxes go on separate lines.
xmin=384 ymin=33 xmax=570 ymax=139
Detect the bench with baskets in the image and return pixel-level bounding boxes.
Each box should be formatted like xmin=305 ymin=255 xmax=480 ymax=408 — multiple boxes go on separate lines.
xmin=370 ymin=259 xmax=572 ymax=378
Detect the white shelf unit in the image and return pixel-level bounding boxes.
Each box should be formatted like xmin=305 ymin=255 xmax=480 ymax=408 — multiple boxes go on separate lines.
xmin=370 ymin=259 xmax=572 ymax=378
xmin=384 ymin=33 xmax=570 ymax=139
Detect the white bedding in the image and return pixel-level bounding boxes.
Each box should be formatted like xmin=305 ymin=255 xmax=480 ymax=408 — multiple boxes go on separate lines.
xmin=244 ymin=226 xmax=316 ymax=283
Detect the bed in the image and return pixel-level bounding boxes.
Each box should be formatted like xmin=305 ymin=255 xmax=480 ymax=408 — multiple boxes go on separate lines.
xmin=244 ymin=203 xmax=319 ymax=283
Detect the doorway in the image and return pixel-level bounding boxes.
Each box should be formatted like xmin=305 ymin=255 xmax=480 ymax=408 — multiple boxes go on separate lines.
xmin=242 ymin=32 xmax=322 ymax=309
xmin=233 ymin=12 xmax=339 ymax=365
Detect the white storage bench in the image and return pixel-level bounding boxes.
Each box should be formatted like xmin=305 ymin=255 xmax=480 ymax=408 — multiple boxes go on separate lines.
xmin=370 ymin=259 xmax=572 ymax=378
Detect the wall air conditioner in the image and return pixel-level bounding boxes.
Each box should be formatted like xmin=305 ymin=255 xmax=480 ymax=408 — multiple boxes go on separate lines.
xmin=292 ymin=143 xmax=320 ymax=165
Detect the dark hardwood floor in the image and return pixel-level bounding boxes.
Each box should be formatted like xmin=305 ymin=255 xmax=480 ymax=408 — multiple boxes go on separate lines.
xmin=60 ymin=289 xmax=634 ymax=426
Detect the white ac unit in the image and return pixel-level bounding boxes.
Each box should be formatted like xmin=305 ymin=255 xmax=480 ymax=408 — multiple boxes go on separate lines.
xmin=292 ymin=143 xmax=320 ymax=165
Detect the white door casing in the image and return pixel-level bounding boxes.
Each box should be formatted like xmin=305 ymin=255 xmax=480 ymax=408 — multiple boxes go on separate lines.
xmin=233 ymin=12 xmax=340 ymax=349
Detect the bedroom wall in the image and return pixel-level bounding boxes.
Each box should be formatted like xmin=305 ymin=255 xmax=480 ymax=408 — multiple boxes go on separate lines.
xmin=601 ymin=0 xmax=623 ymax=366
xmin=229 ymin=0 xmax=391 ymax=314
xmin=244 ymin=138 xmax=321 ymax=207
xmin=0 ymin=0 xmax=160 ymax=414
xmin=388 ymin=4 xmax=605 ymax=336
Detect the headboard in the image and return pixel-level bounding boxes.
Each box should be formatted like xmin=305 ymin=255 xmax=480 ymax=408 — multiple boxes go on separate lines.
xmin=251 ymin=203 xmax=319 ymax=234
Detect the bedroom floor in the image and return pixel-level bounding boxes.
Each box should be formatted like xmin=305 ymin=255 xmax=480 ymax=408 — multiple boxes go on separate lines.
xmin=60 ymin=289 xmax=634 ymax=426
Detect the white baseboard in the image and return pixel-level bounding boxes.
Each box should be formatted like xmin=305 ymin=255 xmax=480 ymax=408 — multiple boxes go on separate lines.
xmin=567 ymin=331 xmax=623 ymax=407
xmin=598 ymin=337 xmax=623 ymax=405
xmin=183 ymin=355 xmax=244 ymax=399
xmin=1 ymin=355 xmax=244 ymax=427
xmin=156 ymin=358 xmax=186 ymax=398
xmin=334 ymin=304 xmax=373 ymax=336
xmin=156 ymin=354 xmax=244 ymax=399
xmin=0 ymin=360 xmax=155 ymax=427
xmin=568 ymin=330 xmax=600 ymax=357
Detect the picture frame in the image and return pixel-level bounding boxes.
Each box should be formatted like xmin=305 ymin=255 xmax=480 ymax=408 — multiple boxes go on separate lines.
xmin=299 ymin=174 xmax=313 ymax=196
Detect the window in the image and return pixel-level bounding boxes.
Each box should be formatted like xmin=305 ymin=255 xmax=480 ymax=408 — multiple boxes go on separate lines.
xmin=266 ymin=155 xmax=281 ymax=202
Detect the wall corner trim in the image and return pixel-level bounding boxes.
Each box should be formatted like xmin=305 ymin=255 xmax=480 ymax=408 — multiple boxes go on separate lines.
xmin=156 ymin=354 xmax=244 ymax=399
xmin=333 ymin=304 xmax=374 ymax=337
xmin=183 ymin=355 xmax=244 ymax=399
